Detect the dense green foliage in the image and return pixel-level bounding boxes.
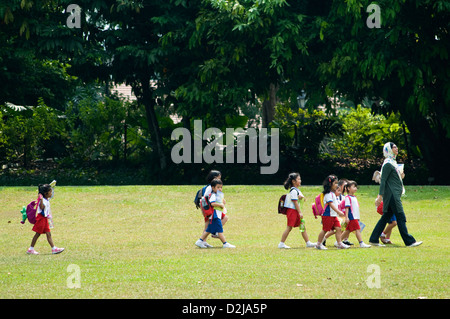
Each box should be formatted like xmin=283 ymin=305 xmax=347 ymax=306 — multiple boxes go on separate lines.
xmin=1 ymin=0 xmax=448 ymax=184
xmin=1 ymin=185 xmax=449 ymax=298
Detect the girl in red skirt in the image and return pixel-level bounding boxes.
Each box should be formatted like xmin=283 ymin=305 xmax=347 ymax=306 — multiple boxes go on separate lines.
xmin=26 ymin=184 xmax=64 ymax=255
xmin=278 ymin=172 xmax=316 ymax=248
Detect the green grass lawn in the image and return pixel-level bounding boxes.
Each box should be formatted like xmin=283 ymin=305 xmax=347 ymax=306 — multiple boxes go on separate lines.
xmin=0 ymin=185 xmax=448 ymax=299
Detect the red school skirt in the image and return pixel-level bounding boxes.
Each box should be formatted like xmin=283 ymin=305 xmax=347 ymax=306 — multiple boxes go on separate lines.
xmin=286 ymin=208 xmax=301 ymax=227
xmin=32 ymin=214 xmax=50 ymax=234
xmin=321 ymin=216 xmax=341 ymax=231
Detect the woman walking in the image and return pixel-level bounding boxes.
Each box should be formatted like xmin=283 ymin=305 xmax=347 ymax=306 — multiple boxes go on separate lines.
xmin=369 ymin=142 xmax=422 ymax=247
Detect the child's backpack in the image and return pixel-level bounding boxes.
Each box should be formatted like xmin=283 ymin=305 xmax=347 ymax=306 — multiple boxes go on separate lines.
xmin=200 ymin=194 xmax=215 ymax=218
xmin=194 ymin=185 xmax=208 ymax=209
xmin=278 ymin=194 xmax=288 ymax=215
xmin=278 ymin=187 xmax=299 ymax=215
xmin=311 ymin=193 xmax=325 ymax=219
xmin=338 ymin=195 xmax=348 ymax=212
xmin=338 ymin=195 xmax=354 ymax=214
xmin=23 ymin=195 xmax=41 ymax=224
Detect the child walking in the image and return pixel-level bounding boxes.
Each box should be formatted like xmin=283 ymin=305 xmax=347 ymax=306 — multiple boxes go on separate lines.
xmin=197 ymin=170 xmax=229 ymax=246
xmin=27 ymin=184 xmax=64 ymax=255
xmin=322 ymin=178 xmax=349 ymax=246
xmin=278 ymin=172 xmax=316 ymax=249
xmin=376 ymin=202 xmax=398 ymax=244
xmin=316 ymin=175 xmax=349 ymax=250
xmin=195 ymin=179 xmax=235 ymax=248
xmin=340 ymin=181 xmax=371 ymax=248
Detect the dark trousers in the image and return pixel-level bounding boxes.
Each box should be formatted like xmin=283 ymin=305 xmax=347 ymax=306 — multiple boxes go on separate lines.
xmin=369 ymin=197 xmax=416 ymax=246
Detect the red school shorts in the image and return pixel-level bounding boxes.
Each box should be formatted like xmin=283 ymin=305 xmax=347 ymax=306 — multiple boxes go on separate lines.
xmin=346 ymin=219 xmax=361 ymax=232
xmin=32 ymin=214 xmax=50 ymax=234
xmin=321 ymin=216 xmax=341 ymax=231
xmin=286 ymin=208 xmax=301 ymax=227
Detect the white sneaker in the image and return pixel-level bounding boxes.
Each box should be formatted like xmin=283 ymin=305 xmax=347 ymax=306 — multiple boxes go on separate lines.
xmin=26 ymin=248 xmax=39 ymax=255
xmin=195 ymin=239 xmax=207 ymax=248
xmin=305 ymin=241 xmax=316 ymax=248
xmin=278 ymin=242 xmax=291 ymax=249
xmin=369 ymin=242 xmax=386 ymax=247
xmin=407 ymin=241 xmax=423 ymax=247
xmin=336 ymin=242 xmax=350 ymax=249
xmin=222 ymin=242 xmax=235 ymax=248
xmin=315 ymin=243 xmax=327 ymax=250
xmin=52 ymin=247 xmax=65 ymax=254
xmin=359 ymin=242 xmax=371 ymax=248
xmin=203 ymin=242 xmax=213 ymax=248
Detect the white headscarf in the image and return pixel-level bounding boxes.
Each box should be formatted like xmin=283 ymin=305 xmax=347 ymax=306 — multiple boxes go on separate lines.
xmin=381 ymin=142 xmax=405 ymax=195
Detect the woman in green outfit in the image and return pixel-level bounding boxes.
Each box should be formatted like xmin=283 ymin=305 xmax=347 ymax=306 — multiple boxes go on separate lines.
xmin=369 ymin=142 xmax=422 ymax=247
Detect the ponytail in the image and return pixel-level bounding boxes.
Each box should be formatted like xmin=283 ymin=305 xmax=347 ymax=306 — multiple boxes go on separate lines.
xmin=284 ymin=172 xmax=300 ymax=190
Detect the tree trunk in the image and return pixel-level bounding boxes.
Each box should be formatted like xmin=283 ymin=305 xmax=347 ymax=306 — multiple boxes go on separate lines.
xmin=261 ymin=83 xmax=278 ymax=128
xmin=135 ymin=79 xmax=167 ymax=172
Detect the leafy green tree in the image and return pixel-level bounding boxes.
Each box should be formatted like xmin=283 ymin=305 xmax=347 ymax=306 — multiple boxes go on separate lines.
xmin=329 ymin=105 xmax=407 ymax=159
xmin=0 ymin=99 xmax=64 ymax=167
xmin=316 ymin=0 xmax=450 ymax=182
xmin=186 ymin=0 xmax=314 ymax=127
xmin=272 ymin=102 xmax=343 ymax=159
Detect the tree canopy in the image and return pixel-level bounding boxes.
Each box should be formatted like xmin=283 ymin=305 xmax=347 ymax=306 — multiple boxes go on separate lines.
xmin=1 ymin=0 xmax=449 ymax=183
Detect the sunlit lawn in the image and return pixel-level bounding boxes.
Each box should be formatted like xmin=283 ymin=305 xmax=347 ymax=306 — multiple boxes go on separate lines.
xmin=0 ymin=185 xmax=448 ymax=298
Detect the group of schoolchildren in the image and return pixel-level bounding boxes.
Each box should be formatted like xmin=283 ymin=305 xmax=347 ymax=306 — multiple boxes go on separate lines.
xmin=194 ymin=170 xmax=397 ymax=250
xmin=23 ymin=170 xmax=395 ymax=254
xmin=280 ymin=172 xmax=371 ymax=250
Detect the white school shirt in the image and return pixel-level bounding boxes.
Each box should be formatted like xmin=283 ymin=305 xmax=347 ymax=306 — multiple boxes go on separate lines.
xmin=344 ymin=195 xmax=360 ymax=220
xmin=208 ymin=192 xmax=223 ymax=219
xmin=283 ymin=187 xmax=304 ymax=210
xmin=203 ymin=185 xmax=212 ymax=197
xmin=323 ymin=192 xmax=340 ymax=217
xmin=37 ymin=197 xmax=51 ymax=217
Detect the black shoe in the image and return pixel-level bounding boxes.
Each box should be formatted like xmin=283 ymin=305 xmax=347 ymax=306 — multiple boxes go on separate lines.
xmin=343 ymin=240 xmax=354 ymax=246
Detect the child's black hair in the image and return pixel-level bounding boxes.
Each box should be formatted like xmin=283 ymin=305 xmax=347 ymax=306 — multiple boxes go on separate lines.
xmin=283 ymin=172 xmax=300 ymax=190
xmin=210 ymin=178 xmax=223 ymax=187
xmin=38 ymin=184 xmax=52 ymax=196
xmin=206 ymin=170 xmax=221 ymax=183
xmin=338 ymin=178 xmax=348 ymax=194
xmin=322 ymin=175 xmax=338 ymax=194
xmin=344 ymin=180 xmax=358 ymax=193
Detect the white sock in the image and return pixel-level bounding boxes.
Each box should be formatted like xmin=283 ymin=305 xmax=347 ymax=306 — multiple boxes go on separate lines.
xmin=29 ymin=246 xmax=34 ymax=250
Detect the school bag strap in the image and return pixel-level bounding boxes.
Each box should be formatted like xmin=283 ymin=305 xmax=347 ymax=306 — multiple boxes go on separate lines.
xmin=278 ymin=187 xmax=300 ymax=215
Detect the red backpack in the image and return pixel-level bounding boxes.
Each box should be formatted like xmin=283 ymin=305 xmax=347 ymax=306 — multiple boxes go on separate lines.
xmin=200 ymin=194 xmax=214 ymax=218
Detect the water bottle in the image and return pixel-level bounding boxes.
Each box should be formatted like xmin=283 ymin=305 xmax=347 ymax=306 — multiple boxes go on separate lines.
xmin=48 ymin=214 xmax=54 ymax=229
xmin=299 ymin=219 xmax=305 ymax=232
